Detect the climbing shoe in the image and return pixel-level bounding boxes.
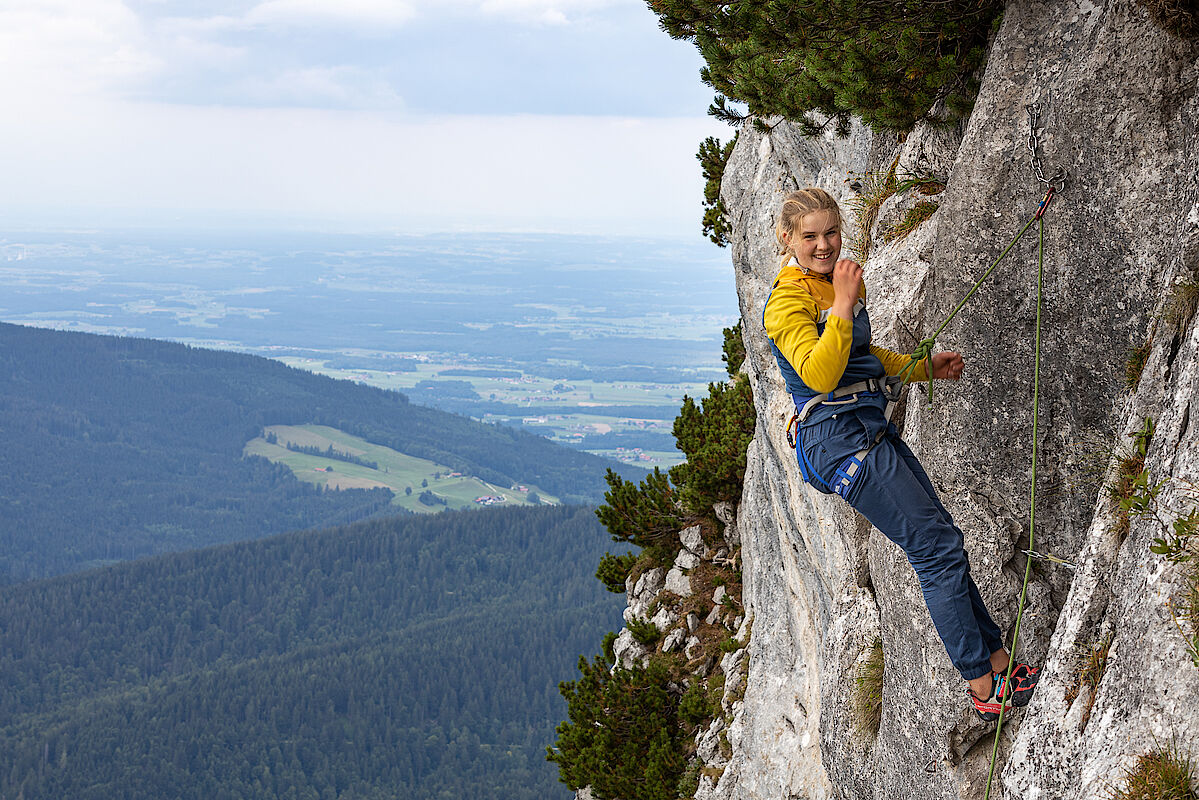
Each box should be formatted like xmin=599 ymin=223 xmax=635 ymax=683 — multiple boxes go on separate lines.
xmin=997 ymin=662 xmax=1041 ymax=708
xmin=967 ymin=677 xmax=1012 ymax=723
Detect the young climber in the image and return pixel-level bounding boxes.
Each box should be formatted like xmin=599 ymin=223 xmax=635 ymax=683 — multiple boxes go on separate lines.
xmin=762 ymin=187 xmax=1039 ymax=722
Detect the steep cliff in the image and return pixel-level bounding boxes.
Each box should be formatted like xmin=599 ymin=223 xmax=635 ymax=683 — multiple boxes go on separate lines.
xmin=700 ymin=1 xmax=1199 ymax=798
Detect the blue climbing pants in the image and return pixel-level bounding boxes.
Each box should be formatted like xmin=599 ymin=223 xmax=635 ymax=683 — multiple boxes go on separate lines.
xmin=801 ymin=406 xmax=1004 ymax=681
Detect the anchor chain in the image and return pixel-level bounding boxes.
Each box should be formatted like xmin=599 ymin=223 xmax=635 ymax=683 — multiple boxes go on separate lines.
xmin=1026 ymin=102 xmax=1068 ymax=192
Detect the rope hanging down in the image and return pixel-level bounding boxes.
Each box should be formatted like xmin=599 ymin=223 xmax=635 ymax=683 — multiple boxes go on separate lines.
xmin=882 ymin=103 xmax=1066 ymax=800
xmin=982 ymin=206 xmax=1045 ymax=800
xmin=982 ymin=103 xmax=1066 ymax=800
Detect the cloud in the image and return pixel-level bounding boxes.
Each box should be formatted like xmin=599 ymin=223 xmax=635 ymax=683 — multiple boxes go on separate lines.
xmin=0 ymin=0 xmax=158 ymax=103
xmin=0 ymin=0 xmax=720 ymax=234
xmin=435 ymin=0 xmax=626 ymax=25
xmin=171 ymin=0 xmax=624 ymax=33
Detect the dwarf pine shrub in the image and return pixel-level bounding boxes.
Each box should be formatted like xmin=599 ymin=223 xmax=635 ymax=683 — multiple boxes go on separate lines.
xmin=558 ymin=330 xmax=756 ymax=798
xmin=670 ymin=375 xmax=756 ymax=514
xmin=722 ymin=322 xmax=746 ymax=377
xmin=595 ymin=468 xmax=684 ymax=555
xmin=628 ymin=616 xmax=663 ymax=646
xmin=649 ymin=0 xmax=1003 ymax=133
xmin=596 ymin=551 xmax=640 ymax=593
xmin=549 ymin=653 xmax=686 ymax=800
xmin=679 ymin=679 xmax=718 ymax=727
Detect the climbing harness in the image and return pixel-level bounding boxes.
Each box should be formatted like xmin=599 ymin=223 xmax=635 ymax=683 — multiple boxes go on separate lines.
xmin=784 ymin=373 xmax=906 ymax=496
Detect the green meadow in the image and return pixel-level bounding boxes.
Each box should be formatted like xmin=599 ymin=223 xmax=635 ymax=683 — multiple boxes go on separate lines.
xmin=245 ymin=424 xmax=557 ymax=514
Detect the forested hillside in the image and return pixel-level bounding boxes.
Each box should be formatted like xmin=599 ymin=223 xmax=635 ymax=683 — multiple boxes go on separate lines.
xmin=0 ymin=322 xmax=644 ymax=582
xmin=0 ymin=504 xmax=624 ymax=799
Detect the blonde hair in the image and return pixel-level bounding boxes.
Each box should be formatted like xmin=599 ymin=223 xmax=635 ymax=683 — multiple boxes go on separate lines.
xmin=775 ymin=188 xmax=843 ymax=258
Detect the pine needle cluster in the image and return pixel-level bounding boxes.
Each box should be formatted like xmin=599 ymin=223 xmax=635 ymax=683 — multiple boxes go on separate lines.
xmin=670 ymin=374 xmax=755 ymax=514
xmin=548 ymin=654 xmax=686 ymax=800
xmin=648 ymin=0 xmax=1003 ymax=133
xmin=698 ymin=135 xmax=738 ymax=247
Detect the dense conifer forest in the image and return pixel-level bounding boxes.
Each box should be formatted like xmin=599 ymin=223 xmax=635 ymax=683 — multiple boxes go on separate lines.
xmin=0 ymin=322 xmax=643 ymax=582
xmin=0 ymin=504 xmax=623 ymax=799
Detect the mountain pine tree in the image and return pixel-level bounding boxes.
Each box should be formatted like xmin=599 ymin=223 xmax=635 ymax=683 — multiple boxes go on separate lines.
xmin=648 ymin=0 xmax=1003 ymax=132
xmin=548 ymin=653 xmax=685 ymax=800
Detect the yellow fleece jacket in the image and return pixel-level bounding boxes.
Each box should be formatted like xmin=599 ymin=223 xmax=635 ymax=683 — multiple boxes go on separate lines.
xmin=763 ymin=261 xmax=928 ymax=394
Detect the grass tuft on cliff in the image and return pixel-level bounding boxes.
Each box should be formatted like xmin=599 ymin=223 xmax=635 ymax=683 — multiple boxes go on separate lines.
xmin=882 ymin=200 xmax=940 ymax=244
xmin=853 ymin=637 xmax=885 ymax=738
xmin=847 ymin=161 xmax=899 ymax=262
xmin=1106 ymin=743 xmax=1199 ymax=800
xmin=1065 ymin=636 xmax=1111 ymax=726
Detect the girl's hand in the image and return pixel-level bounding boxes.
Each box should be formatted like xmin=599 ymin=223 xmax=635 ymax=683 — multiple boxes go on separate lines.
xmin=832 ymin=259 xmax=862 ymax=297
xmin=830 ymin=259 xmax=863 ymax=319
xmin=930 ymin=351 xmax=965 ymax=380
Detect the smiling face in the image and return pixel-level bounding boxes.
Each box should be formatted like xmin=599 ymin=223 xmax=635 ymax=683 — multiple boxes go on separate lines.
xmin=787 ymin=209 xmax=842 ymax=274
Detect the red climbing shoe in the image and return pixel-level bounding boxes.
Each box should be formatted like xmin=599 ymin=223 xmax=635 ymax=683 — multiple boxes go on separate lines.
xmin=968 ymin=677 xmax=1012 ymax=723
xmin=997 ymin=662 xmax=1040 ymax=708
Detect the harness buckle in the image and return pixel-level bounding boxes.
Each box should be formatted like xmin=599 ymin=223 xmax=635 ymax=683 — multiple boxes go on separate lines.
xmin=883 ymin=375 xmax=905 ymax=403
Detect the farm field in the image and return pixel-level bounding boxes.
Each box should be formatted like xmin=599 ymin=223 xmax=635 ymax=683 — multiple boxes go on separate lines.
xmin=278 ymin=356 xmax=708 ymax=407
xmin=279 ymin=356 xmax=693 ymax=467
xmin=245 ymin=424 xmax=556 ymax=513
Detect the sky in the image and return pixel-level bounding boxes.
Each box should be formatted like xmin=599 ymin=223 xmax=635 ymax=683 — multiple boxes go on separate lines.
xmin=0 ymin=0 xmax=731 ymax=235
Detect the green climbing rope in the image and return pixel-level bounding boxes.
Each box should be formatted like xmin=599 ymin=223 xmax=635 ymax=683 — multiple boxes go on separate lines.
xmin=890 ymin=103 xmax=1063 ymax=798
xmin=982 ymin=211 xmax=1045 ymax=800
xmin=887 ymin=189 xmax=1054 ymax=800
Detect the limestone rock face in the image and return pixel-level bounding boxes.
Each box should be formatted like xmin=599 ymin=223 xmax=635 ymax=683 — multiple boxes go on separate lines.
xmin=708 ymin=2 xmax=1199 ymax=798
xmin=681 ymin=525 xmax=706 ymax=557
xmin=665 ymin=566 xmax=693 ymax=597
